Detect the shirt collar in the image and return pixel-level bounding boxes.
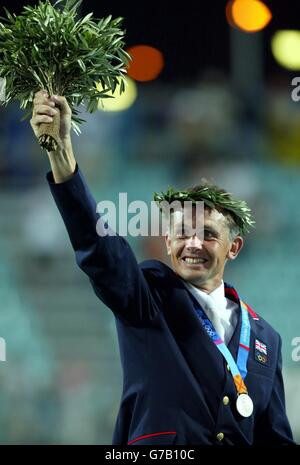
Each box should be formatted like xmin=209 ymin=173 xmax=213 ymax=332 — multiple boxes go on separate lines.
xmin=184 ymin=280 xmax=227 ymax=312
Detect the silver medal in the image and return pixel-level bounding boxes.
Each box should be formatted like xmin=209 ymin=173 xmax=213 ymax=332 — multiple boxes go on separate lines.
xmin=236 ymin=393 xmax=253 ymax=417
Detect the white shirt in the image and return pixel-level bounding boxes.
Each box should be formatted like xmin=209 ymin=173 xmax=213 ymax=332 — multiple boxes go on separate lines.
xmin=183 ymin=280 xmax=239 ymax=345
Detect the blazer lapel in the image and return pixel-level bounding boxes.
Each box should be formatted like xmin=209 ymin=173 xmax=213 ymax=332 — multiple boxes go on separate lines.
xmin=162 ymin=271 xmax=227 ymax=415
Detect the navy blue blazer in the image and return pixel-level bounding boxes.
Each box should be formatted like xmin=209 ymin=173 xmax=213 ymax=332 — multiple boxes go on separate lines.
xmin=47 ymin=165 xmax=295 ymax=446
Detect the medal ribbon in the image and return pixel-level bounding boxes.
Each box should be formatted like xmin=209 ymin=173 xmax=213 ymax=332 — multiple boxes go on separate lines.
xmin=191 ymin=294 xmax=251 ymax=396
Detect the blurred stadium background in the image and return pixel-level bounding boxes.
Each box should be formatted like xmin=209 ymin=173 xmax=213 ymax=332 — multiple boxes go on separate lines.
xmin=0 ymin=0 xmax=300 ymax=444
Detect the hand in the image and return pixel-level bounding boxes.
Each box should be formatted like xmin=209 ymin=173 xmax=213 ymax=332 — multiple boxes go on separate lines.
xmin=30 ymin=89 xmax=72 ymax=150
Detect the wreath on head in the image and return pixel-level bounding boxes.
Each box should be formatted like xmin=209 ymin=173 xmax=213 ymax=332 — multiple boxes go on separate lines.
xmin=153 ymin=185 xmax=255 ymax=236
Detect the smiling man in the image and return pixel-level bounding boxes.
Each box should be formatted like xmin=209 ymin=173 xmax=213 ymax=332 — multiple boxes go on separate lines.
xmin=163 ymin=198 xmax=244 ymax=346
xmin=165 ymin=204 xmax=243 ymax=293
xmin=30 ymin=90 xmax=295 ymax=445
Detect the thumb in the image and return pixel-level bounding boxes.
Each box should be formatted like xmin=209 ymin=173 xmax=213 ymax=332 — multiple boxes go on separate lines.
xmin=51 ymin=95 xmax=71 ymax=115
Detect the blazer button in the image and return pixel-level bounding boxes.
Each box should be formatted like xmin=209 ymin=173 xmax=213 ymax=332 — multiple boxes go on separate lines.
xmin=216 ymin=432 xmax=224 ymax=441
xmin=223 ymin=396 xmax=230 ymax=406
xmin=226 ymin=364 xmax=230 ymax=371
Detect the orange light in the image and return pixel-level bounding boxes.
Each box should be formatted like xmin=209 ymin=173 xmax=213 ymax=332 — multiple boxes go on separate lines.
xmin=126 ymin=45 xmax=164 ymax=82
xmin=229 ymin=0 xmax=272 ymax=33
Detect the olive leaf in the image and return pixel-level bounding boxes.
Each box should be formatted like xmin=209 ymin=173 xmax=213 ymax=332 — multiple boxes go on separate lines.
xmin=0 ymin=0 xmax=131 ymax=139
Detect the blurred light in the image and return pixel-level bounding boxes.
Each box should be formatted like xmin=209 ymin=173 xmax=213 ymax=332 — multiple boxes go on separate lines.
xmin=97 ymin=77 xmax=137 ymax=112
xmin=126 ymin=45 xmax=164 ymax=81
xmin=227 ymin=0 xmax=272 ymax=33
xmin=271 ymin=30 xmax=300 ymax=70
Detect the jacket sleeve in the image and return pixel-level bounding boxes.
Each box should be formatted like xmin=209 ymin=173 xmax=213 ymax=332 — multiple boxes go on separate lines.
xmin=46 ymin=164 xmax=160 ymax=325
xmin=253 ymin=335 xmax=296 ymax=445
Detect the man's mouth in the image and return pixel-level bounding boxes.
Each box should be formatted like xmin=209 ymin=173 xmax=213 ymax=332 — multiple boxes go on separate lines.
xmin=181 ymin=257 xmax=208 ymax=265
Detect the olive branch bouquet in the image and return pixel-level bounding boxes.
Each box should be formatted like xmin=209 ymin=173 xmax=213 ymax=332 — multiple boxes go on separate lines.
xmin=0 ymin=0 xmax=131 ymax=151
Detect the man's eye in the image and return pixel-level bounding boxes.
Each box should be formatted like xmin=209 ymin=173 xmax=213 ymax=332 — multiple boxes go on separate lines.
xmin=204 ymin=230 xmax=214 ymax=239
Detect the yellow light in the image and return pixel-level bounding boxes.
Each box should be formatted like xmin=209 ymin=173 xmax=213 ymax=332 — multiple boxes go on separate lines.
xmin=231 ymin=0 xmax=272 ymax=33
xmin=96 ymin=76 xmax=137 ymax=112
xmin=271 ymin=30 xmax=300 ymax=70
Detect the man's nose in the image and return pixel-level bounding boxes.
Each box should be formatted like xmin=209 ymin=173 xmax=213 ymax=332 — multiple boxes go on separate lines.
xmin=186 ymin=234 xmax=203 ymax=249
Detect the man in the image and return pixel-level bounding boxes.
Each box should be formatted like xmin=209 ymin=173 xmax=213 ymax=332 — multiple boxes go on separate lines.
xmin=30 ymin=90 xmax=295 ymax=445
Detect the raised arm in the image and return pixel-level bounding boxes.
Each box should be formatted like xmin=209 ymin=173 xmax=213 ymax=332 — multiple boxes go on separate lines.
xmin=30 ymin=90 xmax=160 ymax=325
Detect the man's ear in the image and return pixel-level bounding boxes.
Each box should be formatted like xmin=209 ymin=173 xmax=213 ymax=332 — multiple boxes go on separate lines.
xmin=227 ymin=236 xmax=244 ymax=260
xmin=165 ymin=231 xmax=172 ymax=256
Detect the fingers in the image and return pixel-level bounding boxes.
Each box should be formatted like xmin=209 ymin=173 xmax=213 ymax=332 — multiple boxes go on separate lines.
xmin=50 ymin=95 xmax=72 ymax=115
xmin=34 ymin=89 xmax=48 ymax=99
xmin=33 ymin=92 xmax=71 ymax=117
xmin=33 ymin=104 xmax=58 ymax=117
xmin=33 ymin=95 xmax=55 ymax=106
xmin=31 ymin=91 xmax=71 ymax=136
xmin=30 ymin=114 xmax=54 ymax=126
xmin=32 ymin=90 xmax=58 ymax=129
xmin=31 ymin=90 xmax=58 ymax=130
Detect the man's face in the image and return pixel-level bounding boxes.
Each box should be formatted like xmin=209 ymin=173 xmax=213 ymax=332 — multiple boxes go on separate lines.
xmin=165 ymin=208 xmax=243 ymax=292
